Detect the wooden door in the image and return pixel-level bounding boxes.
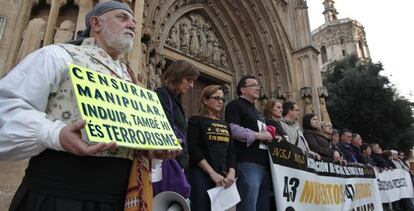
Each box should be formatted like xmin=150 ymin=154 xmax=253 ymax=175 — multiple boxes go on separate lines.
xmin=181 ymin=78 xmax=210 ymax=118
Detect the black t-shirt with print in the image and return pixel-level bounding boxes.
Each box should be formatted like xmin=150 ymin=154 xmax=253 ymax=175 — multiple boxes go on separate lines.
xmin=187 ymin=115 xmax=236 ymax=175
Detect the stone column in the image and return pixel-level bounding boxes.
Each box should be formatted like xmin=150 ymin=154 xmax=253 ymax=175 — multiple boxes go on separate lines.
xmin=222 ymin=84 xmax=231 ymax=103
xmin=4 ymin=0 xmax=39 ymax=74
xmin=300 ymin=87 xmax=313 ymax=114
xmin=318 ymin=86 xmax=331 ymax=123
xmin=126 ymin=0 xmax=145 ymax=85
xmin=43 ymin=0 xmax=67 ymax=46
xmin=74 ymin=0 xmax=93 ymax=39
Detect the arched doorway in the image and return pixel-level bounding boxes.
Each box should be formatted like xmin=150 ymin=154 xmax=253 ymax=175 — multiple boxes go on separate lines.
xmin=143 ymin=0 xmax=293 ymax=114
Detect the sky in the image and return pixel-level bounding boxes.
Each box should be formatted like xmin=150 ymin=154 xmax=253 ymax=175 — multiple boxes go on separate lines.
xmin=307 ymin=0 xmax=414 ymax=102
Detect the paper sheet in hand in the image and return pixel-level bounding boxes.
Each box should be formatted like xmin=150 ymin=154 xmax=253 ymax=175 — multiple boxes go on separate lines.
xmin=207 ymin=182 xmax=240 ymax=211
xmin=257 ymin=120 xmax=268 ymax=150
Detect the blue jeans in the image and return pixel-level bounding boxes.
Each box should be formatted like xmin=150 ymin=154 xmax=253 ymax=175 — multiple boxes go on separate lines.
xmin=236 ymin=162 xmax=270 ymax=211
xmin=189 ymin=167 xmax=215 ymax=211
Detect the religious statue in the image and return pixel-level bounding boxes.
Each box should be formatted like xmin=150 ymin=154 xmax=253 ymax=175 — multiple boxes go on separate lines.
xmin=154 ymin=57 xmax=165 ymax=87
xmin=197 ymin=23 xmax=208 ymax=60
xmin=147 ymin=49 xmax=163 ymax=89
xmin=16 ymin=18 xmax=47 ymax=62
xmin=189 ymin=25 xmax=199 ymax=56
xmin=53 ymin=20 xmax=76 ymax=44
xmin=166 ymin=25 xmax=178 ymax=48
xmin=180 ymin=22 xmax=189 ymax=54
xmin=212 ymin=41 xmax=221 ymax=66
xmin=220 ymin=49 xmax=228 ymax=68
xmin=155 ymin=56 xmax=165 ymax=75
xmin=206 ymin=27 xmax=215 ymax=62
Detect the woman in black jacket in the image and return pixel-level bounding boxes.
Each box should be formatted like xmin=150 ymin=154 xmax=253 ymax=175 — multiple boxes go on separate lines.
xmin=153 ymin=60 xmax=199 ymax=197
xmin=155 ymin=60 xmax=199 ymax=169
xmin=303 ymin=113 xmax=341 ymax=162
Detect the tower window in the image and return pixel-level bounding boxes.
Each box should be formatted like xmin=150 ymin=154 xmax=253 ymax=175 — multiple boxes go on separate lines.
xmin=358 ymin=40 xmax=365 ymax=58
xmin=342 ymin=50 xmax=346 ymax=56
xmin=321 ymin=46 xmax=328 ymax=64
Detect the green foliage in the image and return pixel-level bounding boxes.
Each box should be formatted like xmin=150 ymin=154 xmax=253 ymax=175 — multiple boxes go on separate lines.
xmin=323 ymin=55 xmax=414 ymax=152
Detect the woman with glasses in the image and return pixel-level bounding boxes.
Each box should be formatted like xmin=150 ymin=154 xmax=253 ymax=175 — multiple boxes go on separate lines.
xmin=187 ymin=85 xmax=236 ymax=211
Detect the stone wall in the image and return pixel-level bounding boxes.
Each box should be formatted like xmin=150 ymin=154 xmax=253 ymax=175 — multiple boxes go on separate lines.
xmin=0 ymin=0 xmax=21 ymax=77
xmin=0 ymin=160 xmax=28 ymax=210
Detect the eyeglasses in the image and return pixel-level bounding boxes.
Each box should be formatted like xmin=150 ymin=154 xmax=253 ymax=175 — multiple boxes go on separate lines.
xmin=208 ymin=96 xmax=226 ymax=102
xmin=244 ymin=84 xmax=260 ymax=88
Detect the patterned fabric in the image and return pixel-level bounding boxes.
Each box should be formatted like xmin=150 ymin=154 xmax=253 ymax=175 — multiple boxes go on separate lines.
xmin=124 ymin=151 xmax=152 ymax=211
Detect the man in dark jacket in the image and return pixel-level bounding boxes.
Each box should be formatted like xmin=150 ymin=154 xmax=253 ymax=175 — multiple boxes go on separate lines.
xmin=350 ymin=133 xmax=366 ymax=164
xmin=337 ymin=129 xmax=358 ymax=163
xmin=371 ymin=143 xmax=387 ymax=169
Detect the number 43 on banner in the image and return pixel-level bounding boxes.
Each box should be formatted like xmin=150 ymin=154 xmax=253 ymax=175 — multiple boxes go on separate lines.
xmin=283 ymin=176 xmax=300 ymax=202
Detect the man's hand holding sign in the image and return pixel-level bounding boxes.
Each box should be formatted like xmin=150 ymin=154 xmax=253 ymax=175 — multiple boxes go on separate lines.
xmin=60 ymin=119 xmax=118 ymax=156
xmin=64 ymin=63 xmax=181 ymax=159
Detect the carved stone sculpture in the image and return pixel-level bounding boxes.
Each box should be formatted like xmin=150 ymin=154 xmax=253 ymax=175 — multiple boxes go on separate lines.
xmin=147 ymin=50 xmax=160 ymax=89
xmin=273 ymin=86 xmax=287 ymax=100
xmin=156 ymin=56 xmax=165 ymax=75
xmin=180 ymin=22 xmax=189 ymax=54
xmin=220 ymin=49 xmax=228 ymax=68
xmin=300 ymin=87 xmax=313 ymax=114
xmin=16 ymin=18 xmax=47 ymax=62
xmin=53 ymin=20 xmax=76 ymax=44
xmin=189 ymin=25 xmax=199 ymax=56
xmin=164 ymin=14 xmax=231 ymax=69
xmin=155 ymin=57 xmax=165 ymax=87
xmin=166 ymin=25 xmax=178 ymax=48
xmin=197 ymin=24 xmax=208 ymax=60
xmin=212 ymin=41 xmax=221 ymax=66
xmin=206 ymin=27 xmax=215 ymax=62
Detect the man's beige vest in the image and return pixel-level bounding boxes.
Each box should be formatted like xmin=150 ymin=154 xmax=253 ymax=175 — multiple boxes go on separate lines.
xmin=46 ymin=39 xmax=134 ymax=159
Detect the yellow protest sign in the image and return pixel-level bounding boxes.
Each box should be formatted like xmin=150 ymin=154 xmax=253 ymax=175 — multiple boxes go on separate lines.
xmin=69 ymin=63 xmax=181 ymax=150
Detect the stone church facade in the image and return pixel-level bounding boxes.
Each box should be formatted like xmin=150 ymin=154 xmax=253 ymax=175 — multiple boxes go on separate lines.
xmin=0 ymin=0 xmax=330 ymax=208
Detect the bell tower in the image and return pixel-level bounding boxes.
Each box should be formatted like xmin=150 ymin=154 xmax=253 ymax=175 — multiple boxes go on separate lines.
xmin=322 ymin=0 xmax=338 ymax=23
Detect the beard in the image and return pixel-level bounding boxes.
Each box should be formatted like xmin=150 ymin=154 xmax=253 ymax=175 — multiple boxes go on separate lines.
xmin=101 ymin=24 xmax=134 ymax=54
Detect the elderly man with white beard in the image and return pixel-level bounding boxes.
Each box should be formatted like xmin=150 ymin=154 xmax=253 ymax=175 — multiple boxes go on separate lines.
xmin=0 ymin=1 xmax=179 ymax=211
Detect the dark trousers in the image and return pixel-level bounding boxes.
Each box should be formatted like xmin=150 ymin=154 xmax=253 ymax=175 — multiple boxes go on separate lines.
xmin=189 ymin=167 xmax=215 ymax=211
xmin=9 ymin=150 xmax=131 ymax=211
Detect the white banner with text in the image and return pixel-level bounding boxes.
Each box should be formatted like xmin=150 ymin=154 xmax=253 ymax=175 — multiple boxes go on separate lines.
xmin=375 ymin=168 xmax=414 ymax=203
xmin=269 ymin=141 xmax=383 ymax=211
